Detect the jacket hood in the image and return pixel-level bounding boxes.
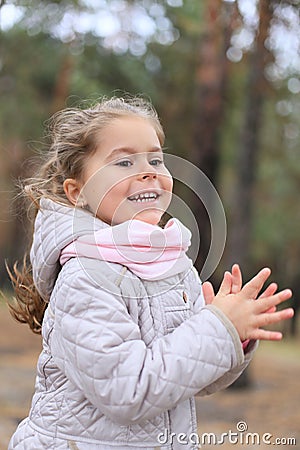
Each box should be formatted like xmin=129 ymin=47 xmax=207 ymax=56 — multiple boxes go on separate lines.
xmin=30 ymin=198 xmax=107 ymax=300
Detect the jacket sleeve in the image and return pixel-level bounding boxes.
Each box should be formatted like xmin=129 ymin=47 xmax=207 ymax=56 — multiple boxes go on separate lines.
xmin=51 ymin=261 xmax=248 ymax=426
xmin=188 ymin=268 xmax=258 ymax=396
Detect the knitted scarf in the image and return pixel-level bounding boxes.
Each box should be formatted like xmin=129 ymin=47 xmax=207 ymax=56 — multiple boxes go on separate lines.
xmin=60 ymin=218 xmax=192 ymax=280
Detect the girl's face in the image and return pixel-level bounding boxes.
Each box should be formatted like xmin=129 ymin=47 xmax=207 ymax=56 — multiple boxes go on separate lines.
xmin=77 ymin=116 xmax=173 ymax=225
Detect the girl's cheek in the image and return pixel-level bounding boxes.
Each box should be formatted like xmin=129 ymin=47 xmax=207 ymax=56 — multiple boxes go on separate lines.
xmin=163 ymin=172 xmax=173 ymax=193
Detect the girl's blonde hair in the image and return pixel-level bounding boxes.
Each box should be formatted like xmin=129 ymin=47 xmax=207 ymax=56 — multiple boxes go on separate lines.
xmin=7 ymin=96 xmax=165 ymax=334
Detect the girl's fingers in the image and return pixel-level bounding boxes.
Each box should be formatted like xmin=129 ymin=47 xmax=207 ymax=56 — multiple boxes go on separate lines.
xmin=202 ymin=281 xmax=215 ymax=305
xmin=259 ymin=284 xmax=278 ymax=313
xmin=248 ymin=307 xmax=294 ymax=341
xmin=255 ymin=289 xmax=293 ymax=314
xmin=218 ymin=271 xmax=232 ymax=296
xmin=242 ymin=267 xmax=271 ymax=299
xmin=255 ymin=307 xmax=294 ymax=329
xmin=231 ymin=264 xmax=242 ymax=294
xmin=259 ymin=282 xmax=278 ymax=299
xmin=250 ymin=329 xmax=283 ymax=341
xmin=266 ymin=306 xmax=277 ymax=313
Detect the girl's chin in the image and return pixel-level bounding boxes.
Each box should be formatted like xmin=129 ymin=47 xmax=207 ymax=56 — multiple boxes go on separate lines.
xmin=131 ymin=210 xmax=163 ymax=226
xmin=97 ymin=208 xmax=164 ymax=226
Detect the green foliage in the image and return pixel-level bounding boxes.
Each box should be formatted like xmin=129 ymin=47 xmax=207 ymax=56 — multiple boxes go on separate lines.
xmin=0 ymin=28 xmax=62 ymax=141
xmin=70 ymin=43 xmax=157 ymax=102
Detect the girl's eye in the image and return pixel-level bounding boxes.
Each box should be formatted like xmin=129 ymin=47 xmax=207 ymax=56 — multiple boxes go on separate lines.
xmin=116 ymin=159 xmax=132 ymax=167
xmin=149 ymin=158 xmax=164 ymax=166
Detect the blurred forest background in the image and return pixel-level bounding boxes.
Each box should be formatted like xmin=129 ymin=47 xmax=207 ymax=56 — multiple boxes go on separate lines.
xmin=0 ymin=0 xmax=299 ymax=335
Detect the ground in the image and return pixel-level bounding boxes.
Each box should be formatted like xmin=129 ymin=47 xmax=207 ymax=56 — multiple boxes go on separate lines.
xmin=0 ymin=302 xmax=299 ymax=450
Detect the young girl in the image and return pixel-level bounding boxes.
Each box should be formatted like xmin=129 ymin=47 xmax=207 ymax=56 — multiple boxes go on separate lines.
xmin=8 ymin=97 xmax=293 ymax=450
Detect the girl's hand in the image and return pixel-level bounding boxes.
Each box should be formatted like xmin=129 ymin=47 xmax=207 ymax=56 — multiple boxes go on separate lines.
xmin=202 ymin=263 xmax=243 ymax=305
xmin=210 ymin=267 xmax=293 ymax=341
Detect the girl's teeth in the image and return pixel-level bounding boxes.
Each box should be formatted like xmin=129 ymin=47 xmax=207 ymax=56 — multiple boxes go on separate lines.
xmin=134 ymin=197 xmax=155 ymax=202
xmin=129 ymin=192 xmax=158 ymax=202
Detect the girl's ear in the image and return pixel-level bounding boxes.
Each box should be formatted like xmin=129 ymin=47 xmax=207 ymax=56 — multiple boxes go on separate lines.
xmin=63 ymin=178 xmax=87 ymax=207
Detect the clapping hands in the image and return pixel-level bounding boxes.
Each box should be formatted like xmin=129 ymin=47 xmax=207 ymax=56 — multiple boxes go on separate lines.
xmin=202 ymin=265 xmax=294 ymax=341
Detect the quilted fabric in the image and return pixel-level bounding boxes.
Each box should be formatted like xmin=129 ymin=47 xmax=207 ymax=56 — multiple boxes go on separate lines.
xmin=9 ymin=198 xmax=256 ymax=450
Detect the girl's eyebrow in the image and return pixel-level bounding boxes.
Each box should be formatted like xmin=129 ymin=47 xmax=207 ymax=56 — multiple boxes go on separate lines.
xmin=105 ymin=146 xmax=163 ymax=162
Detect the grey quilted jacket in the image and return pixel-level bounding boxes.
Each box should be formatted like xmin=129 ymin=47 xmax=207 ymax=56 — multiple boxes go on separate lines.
xmin=9 ymin=198 xmax=256 ymax=450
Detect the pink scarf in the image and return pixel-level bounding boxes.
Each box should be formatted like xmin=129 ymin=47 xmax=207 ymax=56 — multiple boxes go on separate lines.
xmin=60 ymin=218 xmax=192 ymax=280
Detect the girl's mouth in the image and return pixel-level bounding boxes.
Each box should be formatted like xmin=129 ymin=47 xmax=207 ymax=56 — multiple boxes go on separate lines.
xmin=128 ymin=192 xmax=159 ymax=203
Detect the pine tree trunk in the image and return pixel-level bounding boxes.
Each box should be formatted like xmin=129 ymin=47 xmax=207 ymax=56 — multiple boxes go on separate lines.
xmin=51 ymin=50 xmax=73 ymax=113
xmin=191 ymin=0 xmax=231 ymax=279
xmin=226 ymin=0 xmax=273 ymax=270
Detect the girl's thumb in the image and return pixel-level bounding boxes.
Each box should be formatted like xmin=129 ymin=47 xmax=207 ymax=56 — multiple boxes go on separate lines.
xmin=202 ymin=281 xmax=215 ymax=305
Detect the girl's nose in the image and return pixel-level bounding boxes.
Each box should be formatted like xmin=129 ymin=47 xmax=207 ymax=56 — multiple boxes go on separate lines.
xmin=137 ymin=158 xmax=158 ymax=180
xmin=136 ymin=154 xmax=158 ymax=181
xmin=140 ymin=171 xmax=157 ymax=180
